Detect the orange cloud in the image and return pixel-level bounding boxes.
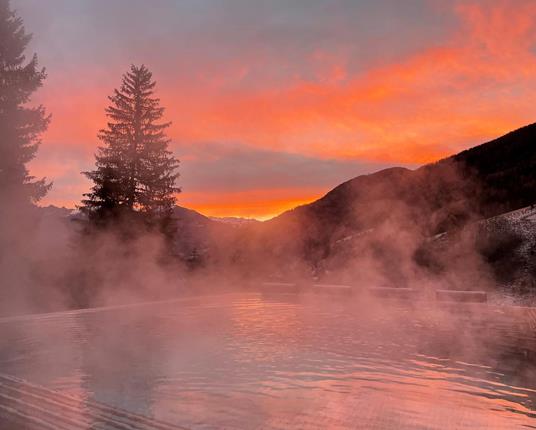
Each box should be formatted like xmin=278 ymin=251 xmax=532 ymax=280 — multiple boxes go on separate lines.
xmin=138 ymin=5 xmax=530 ymax=169
xmin=31 ymin=0 xmax=536 ymax=218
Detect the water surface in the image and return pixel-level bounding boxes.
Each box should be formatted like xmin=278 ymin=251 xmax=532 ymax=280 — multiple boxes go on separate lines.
xmin=0 ymin=293 xmax=535 ymax=429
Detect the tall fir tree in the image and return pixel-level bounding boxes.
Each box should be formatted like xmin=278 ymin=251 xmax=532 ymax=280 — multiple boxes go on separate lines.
xmin=0 ymin=1 xmax=53 ymax=316
xmin=82 ymin=65 xmax=180 ymax=228
xmin=0 ymin=0 xmax=50 ymax=205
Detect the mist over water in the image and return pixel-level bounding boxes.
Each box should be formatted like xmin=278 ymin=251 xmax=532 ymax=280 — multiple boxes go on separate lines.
xmin=0 ymin=293 xmax=535 ymax=429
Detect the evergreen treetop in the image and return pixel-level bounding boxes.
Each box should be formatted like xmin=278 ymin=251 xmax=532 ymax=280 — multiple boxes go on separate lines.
xmin=82 ymin=65 xmax=180 ymax=227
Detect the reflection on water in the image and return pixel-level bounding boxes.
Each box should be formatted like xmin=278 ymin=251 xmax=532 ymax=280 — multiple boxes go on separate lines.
xmin=0 ymin=293 xmax=535 ymax=429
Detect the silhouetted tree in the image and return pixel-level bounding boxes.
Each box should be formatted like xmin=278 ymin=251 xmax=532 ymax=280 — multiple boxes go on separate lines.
xmin=0 ymin=0 xmax=51 ymax=204
xmin=0 ymin=1 xmax=57 ymax=317
xmin=81 ymin=65 xmax=180 ymax=229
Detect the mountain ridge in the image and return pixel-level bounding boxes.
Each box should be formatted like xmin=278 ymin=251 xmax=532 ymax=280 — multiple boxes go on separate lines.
xmin=268 ymin=122 xmax=536 ymax=231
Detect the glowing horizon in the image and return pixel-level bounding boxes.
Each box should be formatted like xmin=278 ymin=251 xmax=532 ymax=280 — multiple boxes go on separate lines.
xmin=16 ymin=0 xmax=536 ymax=219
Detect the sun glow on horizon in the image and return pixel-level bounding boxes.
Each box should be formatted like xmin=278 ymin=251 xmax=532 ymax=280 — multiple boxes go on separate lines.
xmin=37 ymin=191 xmax=321 ymax=221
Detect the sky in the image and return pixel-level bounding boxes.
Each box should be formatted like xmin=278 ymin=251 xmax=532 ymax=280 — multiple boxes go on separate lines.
xmin=13 ymin=0 xmax=536 ymax=219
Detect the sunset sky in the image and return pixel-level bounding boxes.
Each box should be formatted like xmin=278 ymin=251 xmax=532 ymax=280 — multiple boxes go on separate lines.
xmin=15 ymin=0 xmax=536 ymax=219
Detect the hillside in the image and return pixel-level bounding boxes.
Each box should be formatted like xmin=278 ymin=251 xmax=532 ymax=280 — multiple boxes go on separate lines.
xmin=417 ymin=205 xmax=536 ymax=301
xmin=235 ymin=123 xmax=536 ymax=285
xmin=267 ymin=123 xmax=536 ymax=240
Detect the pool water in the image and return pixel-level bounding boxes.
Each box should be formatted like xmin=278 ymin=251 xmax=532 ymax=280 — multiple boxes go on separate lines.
xmin=0 ymin=293 xmax=535 ymax=429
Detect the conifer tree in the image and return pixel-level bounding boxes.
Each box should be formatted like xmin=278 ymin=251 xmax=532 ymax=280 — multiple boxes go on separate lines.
xmin=82 ymin=65 xmax=180 ymax=227
xmin=0 ymin=0 xmax=50 ymax=204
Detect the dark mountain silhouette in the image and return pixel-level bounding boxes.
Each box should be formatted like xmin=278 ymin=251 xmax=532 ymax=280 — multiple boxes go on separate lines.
xmin=265 ymin=122 xmax=536 ymax=241
xmin=227 ymin=122 xmax=536 ymax=284
xmin=173 ymin=205 xmax=213 ymax=226
xmin=450 ymin=122 xmax=536 ymax=215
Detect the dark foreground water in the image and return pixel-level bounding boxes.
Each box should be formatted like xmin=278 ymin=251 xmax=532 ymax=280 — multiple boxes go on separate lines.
xmin=0 ymin=293 xmax=535 ymax=429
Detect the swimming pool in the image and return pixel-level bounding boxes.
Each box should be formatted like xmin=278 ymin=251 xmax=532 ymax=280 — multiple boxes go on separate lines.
xmin=0 ymin=293 xmax=535 ymax=429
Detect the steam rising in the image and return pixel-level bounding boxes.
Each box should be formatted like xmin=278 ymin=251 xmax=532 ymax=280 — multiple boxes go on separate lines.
xmin=0 ymin=155 xmax=517 ymax=316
